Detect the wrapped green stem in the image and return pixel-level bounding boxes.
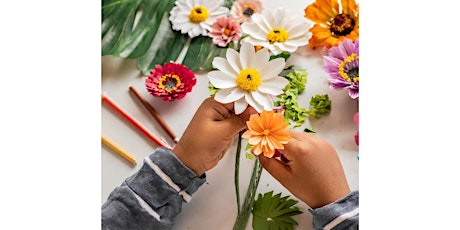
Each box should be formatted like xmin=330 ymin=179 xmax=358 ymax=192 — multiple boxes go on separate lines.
xmin=233 ymin=159 xmax=263 ymax=230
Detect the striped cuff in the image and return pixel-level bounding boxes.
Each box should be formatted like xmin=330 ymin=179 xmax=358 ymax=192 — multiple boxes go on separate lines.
xmin=125 ymin=148 xmax=206 ymax=210
xmin=309 ymin=190 xmax=359 ymax=230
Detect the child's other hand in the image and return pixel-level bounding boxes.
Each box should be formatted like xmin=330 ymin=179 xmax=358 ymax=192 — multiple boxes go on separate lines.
xmin=172 ymin=97 xmax=256 ymax=177
xmin=258 ymin=130 xmax=351 ymax=209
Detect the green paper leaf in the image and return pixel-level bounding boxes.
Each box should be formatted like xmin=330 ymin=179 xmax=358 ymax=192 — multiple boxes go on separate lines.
xmin=182 ymin=36 xmax=227 ymax=71
xmin=307 ymin=94 xmax=332 ymax=119
xmin=252 ymin=191 xmax=303 ymax=230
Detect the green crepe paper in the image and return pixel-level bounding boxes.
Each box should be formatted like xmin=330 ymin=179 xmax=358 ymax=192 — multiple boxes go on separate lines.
xmin=274 ymin=70 xmax=309 ymax=128
xmin=307 ymin=94 xmax=332 ymax=119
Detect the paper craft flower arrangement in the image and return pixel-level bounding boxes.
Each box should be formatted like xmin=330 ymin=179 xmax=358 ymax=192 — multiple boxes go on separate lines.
xmin=102 ymin=0 xmax=359 ymax=228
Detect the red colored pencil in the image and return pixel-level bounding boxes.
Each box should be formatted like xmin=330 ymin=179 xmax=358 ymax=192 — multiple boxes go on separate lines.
xmin=129 ymin=86 xmax=179 ymax=143
xmin=102 ymin=94 xmax=172 ymax=149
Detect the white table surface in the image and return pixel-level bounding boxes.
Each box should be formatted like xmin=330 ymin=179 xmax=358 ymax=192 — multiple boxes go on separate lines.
xmin=101 ymin=0 xmax=359 ymax=229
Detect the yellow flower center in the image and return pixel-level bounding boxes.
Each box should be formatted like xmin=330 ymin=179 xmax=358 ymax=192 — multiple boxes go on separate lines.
xmin=236 ymin=68 xmax=262 ymax=91
xmin=338 ymin=53 xmax=359 ymax=83
xmin=330 ymin=14 xmax=355 ymax=36
xmin=267 ymin=27 xmax=289 ymax=44
xmin=158 ymin=74 xmax=182 ymax=92
xmin=189 ymin=6 xmax=209 ymax=23
xmin=224 ymin=28 xmax=232 ymax=36
xmin=263 ymin=130 xmax=270 ymax=136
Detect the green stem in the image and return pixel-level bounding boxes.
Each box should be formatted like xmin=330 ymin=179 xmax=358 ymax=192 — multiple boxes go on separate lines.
xmin=233 ymin=158 xmax=263 ymax=230
xmin=234 ymin=131 xmax=242 ymax=215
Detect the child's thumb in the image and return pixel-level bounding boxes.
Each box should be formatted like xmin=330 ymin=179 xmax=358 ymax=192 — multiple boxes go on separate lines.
xmin=224 ymin=106 xmax=257 ymax=136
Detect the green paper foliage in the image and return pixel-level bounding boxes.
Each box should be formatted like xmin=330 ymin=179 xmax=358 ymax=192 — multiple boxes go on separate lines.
xmin=252 ymin=191 xmax=303 ymax=230
xmin=307 ymin=94 xmax=332 ymax=119
xmin=102 ymin=0 xmax=234 ymax=75
xmin=274 ymin=70 xmax=309 ymax=128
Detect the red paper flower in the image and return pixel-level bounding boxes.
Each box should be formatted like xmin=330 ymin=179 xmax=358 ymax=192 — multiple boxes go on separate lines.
xmin=145 ymin=63 xmax=197 ymax=101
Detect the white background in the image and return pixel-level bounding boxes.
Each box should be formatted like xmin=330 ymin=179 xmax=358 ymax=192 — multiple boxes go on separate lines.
xmin=102 ymin=0 xmax=359 ymax=229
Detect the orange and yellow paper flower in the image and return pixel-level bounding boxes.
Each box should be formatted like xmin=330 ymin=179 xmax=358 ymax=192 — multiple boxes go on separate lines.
xmin=242 ymin=110 xmax=291 ymax=158
xmin=304 ymin=0 xmax=359 ymax=49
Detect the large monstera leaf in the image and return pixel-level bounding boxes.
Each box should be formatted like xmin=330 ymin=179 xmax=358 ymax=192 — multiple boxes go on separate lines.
xmin=102 ymin=0 xmax=233 ymax=75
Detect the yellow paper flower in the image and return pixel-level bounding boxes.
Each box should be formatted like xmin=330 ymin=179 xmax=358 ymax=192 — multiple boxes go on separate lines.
xmin=242 ymin=110 xmax=291 ymax=158
xmin=304 ymin=0 xmax=359 ymax=49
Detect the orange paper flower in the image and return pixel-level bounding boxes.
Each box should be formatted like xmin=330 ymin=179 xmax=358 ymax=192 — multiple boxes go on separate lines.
xmin=304 ymin=0 xmax=359 ymax=49
xmin=242 ymin=110 xmax=291 ymax=158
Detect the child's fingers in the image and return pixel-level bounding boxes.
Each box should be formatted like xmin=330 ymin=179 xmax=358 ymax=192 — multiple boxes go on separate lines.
xmin=258 ymin=154 xmax=292 ymax=183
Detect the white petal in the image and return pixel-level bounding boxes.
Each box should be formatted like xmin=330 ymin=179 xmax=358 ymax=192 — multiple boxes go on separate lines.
xmin=208 ymin=71 xmax=237 ymax=88
xmin=215 ymin=88 xmax=246 ymax=104
xmin=242 ymin=37 xmax=265 ymax=48
xmin=234 ymin=97 xmax=249 ymax=115
xmin=260 ymin=58 xmax=285 ymax=79
xmin=201 ymin=0 xmax=221 ymax=11
xmin=274 ymin=8 xmax=286 ymax=27
xmin=284 ymin=37 xmax=309 ymax=47
xmin=176 ymin=0 xmax=191 ymax=11
xmin=239 ymin=42 xmax=255 ymax=69
xmin=286 ymin=22 xmax=310 ymax=38
xmin=268 ymin=45 xmax=282 ymax=55
xmin=173 ymin=13 xmax=191 ymax=24
xmin=275 ymin=42 xmax=298 ymax=53
xmin=251 ymin=13 xmax=271 ymax=33
xmin=185 ymin=0 xmax=194 ymax=9
xmin=245 ymin=93 xmax=264 ymax=113
xmin=241 ymin=22 xmax=267 ymax=40
xmin=251 ymin=91 xmax=275 ymax=111
xmin=190 ymin=25 xmax=203 ymax=37
xmin=261 ymin=10 xmax=275 ymax=29
xmin=226 ymin=48 xmax=243 ymax=73
xmin=258 ymin=77 xmax=289 ymax=95
xmin=212 ymin=57 xmax=238 ymax=78
xmin=252 ymin=48 xmax=270 ymax=71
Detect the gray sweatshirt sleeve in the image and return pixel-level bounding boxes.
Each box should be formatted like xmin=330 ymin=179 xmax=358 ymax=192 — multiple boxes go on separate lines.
xmin=101 ymin=148 xmax=206 ymax=230
xmin=309 ymin=190 xmax=359 ymax=230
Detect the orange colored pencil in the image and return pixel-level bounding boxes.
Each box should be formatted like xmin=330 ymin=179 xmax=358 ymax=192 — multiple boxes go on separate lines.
xmin=102 ymin=94 xmax=172 ymax=149
xmin=129 ymin=86 xmax=179 ymax=143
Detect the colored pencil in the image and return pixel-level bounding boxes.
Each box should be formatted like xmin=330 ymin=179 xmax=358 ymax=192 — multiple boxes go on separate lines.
xmin=101 ymin=94 xmax=172 ymax=149
xmin=129 ymin=86 xmax=179 ymax=143
xmin=101 ymin=135 xmax=137 ymax=166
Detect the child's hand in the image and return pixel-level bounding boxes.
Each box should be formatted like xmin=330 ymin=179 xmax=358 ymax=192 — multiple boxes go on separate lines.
xmin=258 ymin=130 xmax=351 ymax=209
xmin=172 ymin=97 xmax=256 ymax=177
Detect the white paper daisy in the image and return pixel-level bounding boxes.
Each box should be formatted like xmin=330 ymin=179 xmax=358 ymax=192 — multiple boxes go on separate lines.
xmin=207 ymin=42 xmax=289 ymax=114
xmin=241 ymin=8 xmax=312 ymax=55
xmin=169 ymin=0 xmax=229 ymax=38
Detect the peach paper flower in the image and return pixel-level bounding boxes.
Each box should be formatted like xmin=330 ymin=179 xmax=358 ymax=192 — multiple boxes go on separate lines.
xmin=242 ymin=110 xmax=291 ymax=158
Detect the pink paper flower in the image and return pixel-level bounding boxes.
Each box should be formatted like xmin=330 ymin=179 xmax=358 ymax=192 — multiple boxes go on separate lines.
xmin=145 ymin=62 xmax=196 ymax=101
xmin=208 ymin=16 xmax=242 ymax=47
xmin=354 ymin=111 xmax=359 ymax=145
xmin=323 ymin=38 xmax=359 ymax=99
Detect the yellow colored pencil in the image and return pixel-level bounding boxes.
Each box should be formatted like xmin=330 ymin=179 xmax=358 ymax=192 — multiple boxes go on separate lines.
xmin=101 ymin=135 xmax=137 ymax=166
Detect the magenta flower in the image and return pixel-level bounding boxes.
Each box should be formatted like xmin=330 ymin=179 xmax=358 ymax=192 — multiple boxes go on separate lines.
xmin=323 ymin=38 xmax=359 ymax=99
xmin=208 ymin=16 xmax=242 ymax=47
xmin=354 ymin=111 xmax=359 ymax=146
xmin=145 ymin=62 xmax=196 ymax=101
